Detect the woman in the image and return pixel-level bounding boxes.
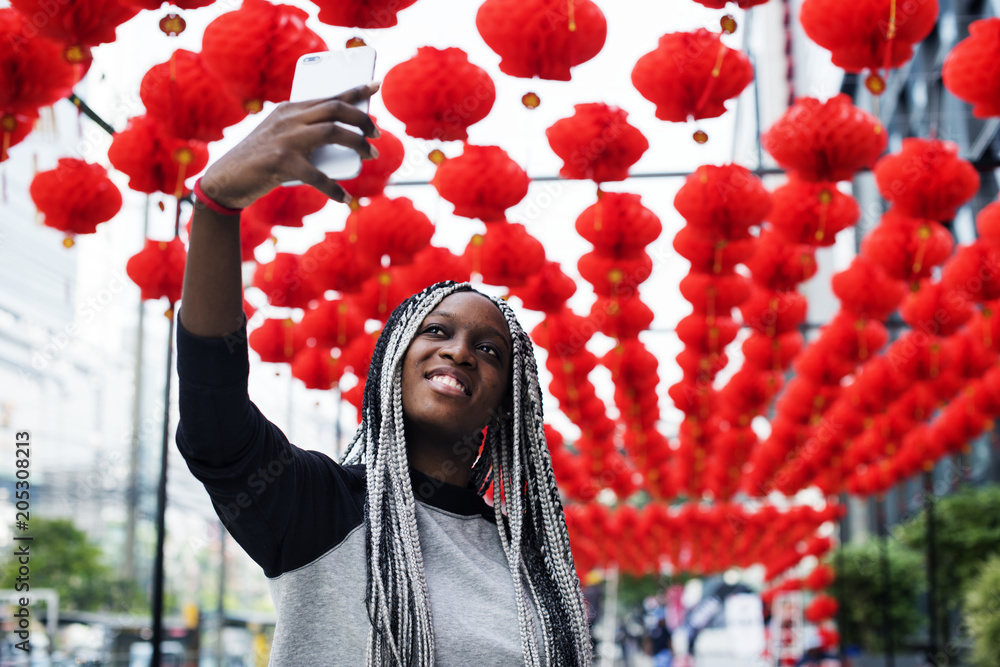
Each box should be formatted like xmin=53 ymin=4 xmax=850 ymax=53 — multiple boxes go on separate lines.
xmin=176 ymin=81 xmax=592 ymax=665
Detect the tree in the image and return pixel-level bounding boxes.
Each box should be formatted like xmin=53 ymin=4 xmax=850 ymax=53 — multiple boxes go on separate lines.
xmin=828 ymin=538 xmax=926 ymax=652
xmin=965 ymin=555 xmax=1000 ymax=667
xmin=895 ymin=484 xmax=1000 ymax=622
xmin=0 ymin=518 xmax=145 ymax=612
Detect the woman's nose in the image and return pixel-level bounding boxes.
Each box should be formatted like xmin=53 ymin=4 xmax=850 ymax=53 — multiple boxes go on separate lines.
xmin=439 ymin=337 xmax=475 ymax=365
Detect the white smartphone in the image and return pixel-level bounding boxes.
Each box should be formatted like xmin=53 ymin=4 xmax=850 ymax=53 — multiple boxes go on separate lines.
xmin=284 ymin=47 xmax=377 ymax=184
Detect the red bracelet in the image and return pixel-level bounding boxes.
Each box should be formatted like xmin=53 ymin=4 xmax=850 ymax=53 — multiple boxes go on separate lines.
xmin=194 ymin=177 xmax=243 ymax=217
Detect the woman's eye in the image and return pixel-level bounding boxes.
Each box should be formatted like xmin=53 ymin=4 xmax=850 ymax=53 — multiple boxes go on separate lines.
xmin=425 ymin=324 xmax=444 ymax=334
xmin=480 ymin=345 xmax=500 ymax=358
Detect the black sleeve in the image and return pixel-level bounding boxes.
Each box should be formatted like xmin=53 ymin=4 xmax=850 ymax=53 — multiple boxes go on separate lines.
xmin=174 ymin=309 xmax=366 ymax=577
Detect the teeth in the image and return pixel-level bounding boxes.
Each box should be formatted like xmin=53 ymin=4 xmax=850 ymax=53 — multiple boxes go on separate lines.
xmin=432 ymin=375 xmax=466 ymax=393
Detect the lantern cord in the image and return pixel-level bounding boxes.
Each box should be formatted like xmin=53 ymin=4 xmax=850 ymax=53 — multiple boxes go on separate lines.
xmin=746 ymin=9 xmax=766 ymax=175
xmin=67 ymin=94 xmax=116 ymax=136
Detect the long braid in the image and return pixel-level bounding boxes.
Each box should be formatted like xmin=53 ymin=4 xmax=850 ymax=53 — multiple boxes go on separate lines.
xmin=342 ymin=281 xmax=592 ymax=667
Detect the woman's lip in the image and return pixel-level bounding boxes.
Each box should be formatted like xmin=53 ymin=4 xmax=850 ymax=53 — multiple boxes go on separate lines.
xmin=426 ymin=375 xmax=469 ymax=398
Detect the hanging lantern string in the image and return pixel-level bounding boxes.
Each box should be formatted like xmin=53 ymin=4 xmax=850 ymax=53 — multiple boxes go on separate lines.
xmin=68 ymin=93 xmax=116 ymax=136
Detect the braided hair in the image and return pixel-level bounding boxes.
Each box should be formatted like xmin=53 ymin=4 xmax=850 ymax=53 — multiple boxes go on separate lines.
xmin=341 ymin=280 xmax=592 ymax=667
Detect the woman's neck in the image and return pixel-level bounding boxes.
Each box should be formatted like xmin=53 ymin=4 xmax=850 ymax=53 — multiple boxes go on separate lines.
xmin=405 ymin=425 xmax=483 ymax=488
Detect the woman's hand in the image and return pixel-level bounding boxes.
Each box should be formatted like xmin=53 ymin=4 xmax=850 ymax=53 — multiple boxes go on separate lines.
xmin=197 ymin=81 xmax=381 ymax=209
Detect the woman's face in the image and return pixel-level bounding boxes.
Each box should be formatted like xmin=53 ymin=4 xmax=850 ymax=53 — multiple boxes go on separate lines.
xmin=400 ymin=292 xmax=512 ymax=445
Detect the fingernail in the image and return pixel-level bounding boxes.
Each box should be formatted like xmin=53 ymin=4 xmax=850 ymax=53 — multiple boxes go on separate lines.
xmin=343 ymin=192 xmax=353 ymax=204
xmin=370 ymin=146 xmax=380 ymax=158
xmin=372 ymin=127 xmax=381 ymax=139
xmin=368 ymin=80 xmax=381 ymax=91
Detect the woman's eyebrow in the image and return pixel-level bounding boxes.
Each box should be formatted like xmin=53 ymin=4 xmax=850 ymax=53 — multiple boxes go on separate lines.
xmin=430 ymin=310 xmax=511 ymax=350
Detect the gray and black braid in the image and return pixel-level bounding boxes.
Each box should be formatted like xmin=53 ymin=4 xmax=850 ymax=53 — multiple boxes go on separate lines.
xmin=342 ymin=281 xmax=592 ymax=667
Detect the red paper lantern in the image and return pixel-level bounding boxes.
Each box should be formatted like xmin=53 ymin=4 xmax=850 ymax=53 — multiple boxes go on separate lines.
xmin=742 ymin=332 xmax=803 ymax=371
xmin=124 ymin=0 xmax=215 ymax=10
xmin=243 ymin=185 xmax=329 ymax=229
xmin=975 ymin=201 xmax=1000 ymax=244
xmin=718 ymin=368 xmax=782 ymax=420
xmin=676 ymin=314 xmax=740 ymax=354
xmin=590 ymin=296 xmax=654 ymax=340
xmin=762 ymin=94 xmax=887 ymax=182
xmin=946 ymin=328 xmax=998 ymax=379
xmin=800 ymin=0 xmax=938 ymax=73
xmin=943 ymin=18 xmax=1000 ymax=119
xmin=577 ymin=251 xmax=653 ymax=297
xmin=107 ymin=115 xmax=209 ymax=197
xmin=942 ymin=241 xmax=1000 ymax=302
xmin=249 ymin=317 xmax=306 ymax=363
xmin=338 ymin=117 xmax=405 ymax=199
xmin=531 ymin=309 xmax=593 ymax=357
xmin=740 ymin=288 xmax=807 ymax=336
xmin=831 ymin=255 xmax=907 ymax=321
xmin=546 ymin=103 xmax=649 ymax=182
xmin=302 ymin=230 xmax=379 ymax=293
xmin=240 ymin=216 xmax=274 ymax=262
xmin=404 ymin=245 xmax=472 ymax=291
xmin=253 ymin=253 xmax=323 ymax=309
xmin=874 ymin=138 xmax=980 ymax=221
xmin=680 ymin=273 xmax=751 ymax=315
xmin=465 ymin=223 xmax=545 ymax=287
xmin=30 ymin=159 xmax=122 ymax=240
xmin=861 ymin=209 xmax=954 ymax=283
xmin=0 ymin=110 xmax=38 ymax=162
xmin=242 ymin=295 xmax=257 ymax=320
xmin=513 ymin=261 xmax=577 ymax=313
xmin=767 ymin=177 xmax=860 ymax=246
xmin=340 ymin=329 xmax=379 ymax=377
xmin=311 ymin=0 xmax=417 ymax=28
xmin=140 ymin=49 xmax=247 ymax=142
xmin=299 ymin=299 xmax=366 ymax=348
xmin=804 ymin=593 xmax=839 ymax=623
xmin=548 ymin=349 xmax=598 ymax=386
xmin=291 ymin=347 xmax=344 ymax=390
xmin=347 ymin=268 xmax=416 ymax=322
xmin=822 ymin=311 xmax=889 ymax=363
xmin=432 ymin=145 xmax=529 ymax=221
xmin=0 ymin=9 xmax=79 ymax=115
xmin=126 ymin=237 xmax=187 ymax=302
xmin=744 ymin=230 xmax=817 ymax=291
xmin=476 ymin=0 xmax=607 ymax=81
xmin=632 ymin=29 xmax=753 ymax=122
xmin=201 ymin=0 xmax=326 ymax=112
xmin=352 ymin=196 xmax=434 ymax=265
xmin=900 ymin=281 xmax=975 ymax=337
xmin=9 ymin=0 xmax=138 ymax=65
xmin=674 ymin=164 xmax=771 ymax=236
xmin=673 ymin=227 xmax=756 ymax=274
xmin=576 ymin=192 xmax=662 ymax=258
xmin=793 ymin=341 xmax=857 ymax=385
xmin=382 ymin=47 xmax=494 ymax=141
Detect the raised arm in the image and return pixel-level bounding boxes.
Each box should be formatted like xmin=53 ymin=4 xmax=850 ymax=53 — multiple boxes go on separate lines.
xmin=178 ymin=82 xmax=380 ymax=338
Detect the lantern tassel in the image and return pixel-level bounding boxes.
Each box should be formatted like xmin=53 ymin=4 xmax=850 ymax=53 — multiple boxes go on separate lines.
xmin=693 ymin=41 xmax=728 ymax=118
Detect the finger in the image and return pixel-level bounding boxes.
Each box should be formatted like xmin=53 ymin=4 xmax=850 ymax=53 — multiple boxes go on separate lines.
xmin=298 ymin=100 xmax=379 ymax=138
xmin=298 ymin=80 xmax=379 ymax=113
xmin=287 ymin=155 xmax=351 ymax=203
xmin=334 ymin=80 xmax=381 ymax=105
xmin=293 ymin=122 xmax=378 ymax=160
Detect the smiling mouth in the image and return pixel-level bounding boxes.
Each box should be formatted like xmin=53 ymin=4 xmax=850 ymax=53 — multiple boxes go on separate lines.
xmin=426 ymin=373 xmax=470 ymax=396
